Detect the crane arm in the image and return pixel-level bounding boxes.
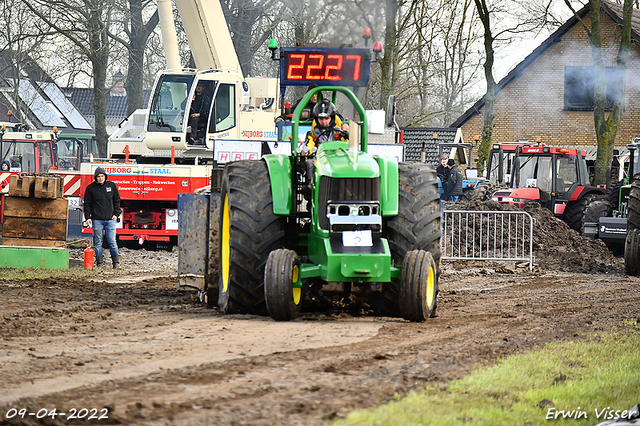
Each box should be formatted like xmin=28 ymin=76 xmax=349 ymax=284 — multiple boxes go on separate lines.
xmin=157 ymin=0 xmax=181 ymax=71
xmin=174 ymin=0 xmax=242 ymax=73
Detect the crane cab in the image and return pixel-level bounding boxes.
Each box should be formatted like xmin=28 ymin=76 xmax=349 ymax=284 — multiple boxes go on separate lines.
xmin=142 ymin=70 xmax=278 ymax=158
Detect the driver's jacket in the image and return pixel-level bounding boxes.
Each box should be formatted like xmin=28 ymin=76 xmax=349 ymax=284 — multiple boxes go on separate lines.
xmin=306 ymin=116 xmax=348 ymax=150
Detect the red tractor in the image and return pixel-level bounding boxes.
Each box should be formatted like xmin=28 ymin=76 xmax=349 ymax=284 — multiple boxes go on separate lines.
xmin=486 ymin=141 xmax=544 ymax=186
xmin=459 ymin=141 xmax=545 ymax=202
xmin=492 ymin=145 xmax=609 ymax=233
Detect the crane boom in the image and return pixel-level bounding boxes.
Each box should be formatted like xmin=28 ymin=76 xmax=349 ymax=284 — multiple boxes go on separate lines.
xmin=157 ymin=0 xmax=181 ymax=71
xmin=173 ymin=0 xmax=242 ymax=73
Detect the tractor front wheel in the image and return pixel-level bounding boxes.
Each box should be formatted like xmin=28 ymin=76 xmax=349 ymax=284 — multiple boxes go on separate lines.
xmin=463 ymin=182 xmax=506 ymax=202
xmin=399 ymin=250 xmax=438 ymax=322
xmin=625 ymin=228 xmax=640 ymax=276
xmin=264 ymin=249 xmax=302 ymax=321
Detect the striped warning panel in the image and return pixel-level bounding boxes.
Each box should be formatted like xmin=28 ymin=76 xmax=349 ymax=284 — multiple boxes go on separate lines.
xmin=0 ymin=172 xmax=11 ymax=194
xmin=63 ymin=174 xmax=82 ymax=197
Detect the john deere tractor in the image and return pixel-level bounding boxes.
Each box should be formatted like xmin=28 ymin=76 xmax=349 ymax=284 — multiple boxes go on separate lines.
xmin=216 ymin=86 xmax=441 ymax=321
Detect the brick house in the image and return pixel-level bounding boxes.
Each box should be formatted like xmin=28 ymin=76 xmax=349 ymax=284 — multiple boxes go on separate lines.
xmin=451 ymin=1 xmax=640 ymax=164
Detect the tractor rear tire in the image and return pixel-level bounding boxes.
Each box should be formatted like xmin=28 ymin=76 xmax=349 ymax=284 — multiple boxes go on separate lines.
xmin=608 ymin=180 xmax=623 ymax=213
xmin=627 ymin=174 xmax=640 ymax=231
xmin=399 ymin=250 xmax=438 ymax=322
xmin=264 ymin=249 xmax=302 ymax=321
xmin=563 ymin=194 xmax=610 ymax=234
xmin=218 ymin=160 xmax=286 ymax=315
xmin=381 ymin=162 xmax=441 ymax=317
xmin=625 ymin=228 xmax=640 ymax=276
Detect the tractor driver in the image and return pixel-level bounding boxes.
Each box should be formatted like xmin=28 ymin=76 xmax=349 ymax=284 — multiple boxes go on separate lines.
xmin=298 ymin=99 xmax=350 ymax=182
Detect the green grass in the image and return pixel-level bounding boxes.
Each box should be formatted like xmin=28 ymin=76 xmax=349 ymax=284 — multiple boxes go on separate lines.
xmin=334 ymin=330 xmax=640 ymax=426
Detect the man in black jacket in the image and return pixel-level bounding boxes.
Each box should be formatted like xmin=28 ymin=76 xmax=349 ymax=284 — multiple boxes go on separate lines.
xmin=84 ymin=167 xmax=122 ymax=268
xmin=437 ymin=154 xmax=450 ymax=201
xmin=445 ymin=159 xmax=464 ymax=202
xmin=187 ymin=81 xmax=212 ymax=144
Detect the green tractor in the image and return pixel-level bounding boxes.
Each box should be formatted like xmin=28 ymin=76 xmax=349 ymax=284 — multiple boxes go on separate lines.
xmin=216 ymin=86 xmax=441 ymax=321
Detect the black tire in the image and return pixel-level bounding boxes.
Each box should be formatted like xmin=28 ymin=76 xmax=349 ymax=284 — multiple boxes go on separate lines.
xmin=463 ymin=181 xmax=504 ymax=202
xmin=581 ymin=197 xmax=611 ymax=234
xmin=264 ymin=249 xmax=302 ymax=321
xmin=563 ymin=194 xmax=610 ymax=233
xmin=627 ymin=174 xmax=640 ymax=231
xmin=218 ymin=160 xmax=286 ymax=315
xmin=380 ymin=162 xmax=441 ymax=317
xmin=399 ymin=250 xmax=437 ymax=322
xmin=625 ymin=228 xmax=640 ymax=276
xmin=206 ymin=190 xmax=221 ymax=308
xmin=608 ymin=180 xmax=623 ymax=212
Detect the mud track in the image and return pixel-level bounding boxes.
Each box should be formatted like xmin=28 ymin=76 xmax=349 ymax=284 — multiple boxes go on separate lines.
xmin=1 ymin=261 xmax=639 ymax=425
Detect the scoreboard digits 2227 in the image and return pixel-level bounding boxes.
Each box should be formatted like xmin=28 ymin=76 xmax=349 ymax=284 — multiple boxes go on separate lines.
xmin=280 ymin=47 xmax=370 ymax=86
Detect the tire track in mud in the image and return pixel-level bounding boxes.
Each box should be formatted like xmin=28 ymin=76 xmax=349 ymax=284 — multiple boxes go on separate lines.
xmin=1 ymin=272 xmax=638 ymax=425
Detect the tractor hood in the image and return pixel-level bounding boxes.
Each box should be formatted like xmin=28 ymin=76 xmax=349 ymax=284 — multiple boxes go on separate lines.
xmin=315 ymin=142 xmax=379 ymax=179
xmin=492 ymin=187 xmax=540 ymax=207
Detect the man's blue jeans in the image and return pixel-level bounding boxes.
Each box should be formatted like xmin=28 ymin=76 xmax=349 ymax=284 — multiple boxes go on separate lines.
xmin=93 ymin=219 xmax=119 ymax=257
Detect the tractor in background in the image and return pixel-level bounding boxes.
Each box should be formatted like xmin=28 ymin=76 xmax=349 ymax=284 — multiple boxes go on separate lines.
xmin=618 ymin=138 xmax=640 ymax=274
xmin=492 ymin=144 xmax=609 ymax=233
xmin=453 ymin=141 xmax=542 ymax=202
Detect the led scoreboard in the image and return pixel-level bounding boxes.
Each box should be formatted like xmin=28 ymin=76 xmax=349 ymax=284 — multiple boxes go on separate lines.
xmin=280 ymin=47 xmax=371 ymax=87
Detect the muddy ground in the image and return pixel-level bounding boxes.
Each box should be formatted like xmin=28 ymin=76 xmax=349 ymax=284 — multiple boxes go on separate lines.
xmin=1 ymin=202 xmax=639 ymax=426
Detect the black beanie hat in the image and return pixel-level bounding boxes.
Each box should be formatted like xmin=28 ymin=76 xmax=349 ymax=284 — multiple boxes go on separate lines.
xmin=447 ymin=159 xmax=455 ymax=166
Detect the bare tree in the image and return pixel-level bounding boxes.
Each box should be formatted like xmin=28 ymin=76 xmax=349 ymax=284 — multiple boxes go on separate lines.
xmin=474 ymin=0 xmax=496 ymax=167
xmin=0 ymin=0 xmax=54 ymax=126
xmin=403 ymin=0 xmax=482 ymax=126
xmin=473 ymin=0 xmax=553 ymax=168
xmin=109 ymin=0 xmax=159 ymax=115
xmin=565 ymin=0 xmax=635 ymax=185
xmin=378 ymin=0 xmax=400 ymax=110
xmin=220 ymin=0 xmax=284 ymax=76
xmin=25 ymin=0 xmax=114 ymax=156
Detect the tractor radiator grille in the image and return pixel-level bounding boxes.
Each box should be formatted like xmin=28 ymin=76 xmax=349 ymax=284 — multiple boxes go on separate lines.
xmin=318 ymin=177 xmax=380 ymax=229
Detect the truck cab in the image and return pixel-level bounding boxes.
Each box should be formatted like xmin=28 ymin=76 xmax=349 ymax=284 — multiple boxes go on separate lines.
xmin=0 ymin=131 xmax=58 ymax=223
xmin=0 ymin=131 xmax=56 ymax=173
xmin=54 ymin=133 xmax=99 ymax=170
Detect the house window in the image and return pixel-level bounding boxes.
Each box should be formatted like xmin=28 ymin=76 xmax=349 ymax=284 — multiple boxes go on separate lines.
xmin=564 ymin=66 xmax=624 ymax=111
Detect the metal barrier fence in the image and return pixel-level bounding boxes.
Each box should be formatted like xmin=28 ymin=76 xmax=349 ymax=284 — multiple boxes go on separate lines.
xmin=441 ymin=210 xmax=534 ymax=270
